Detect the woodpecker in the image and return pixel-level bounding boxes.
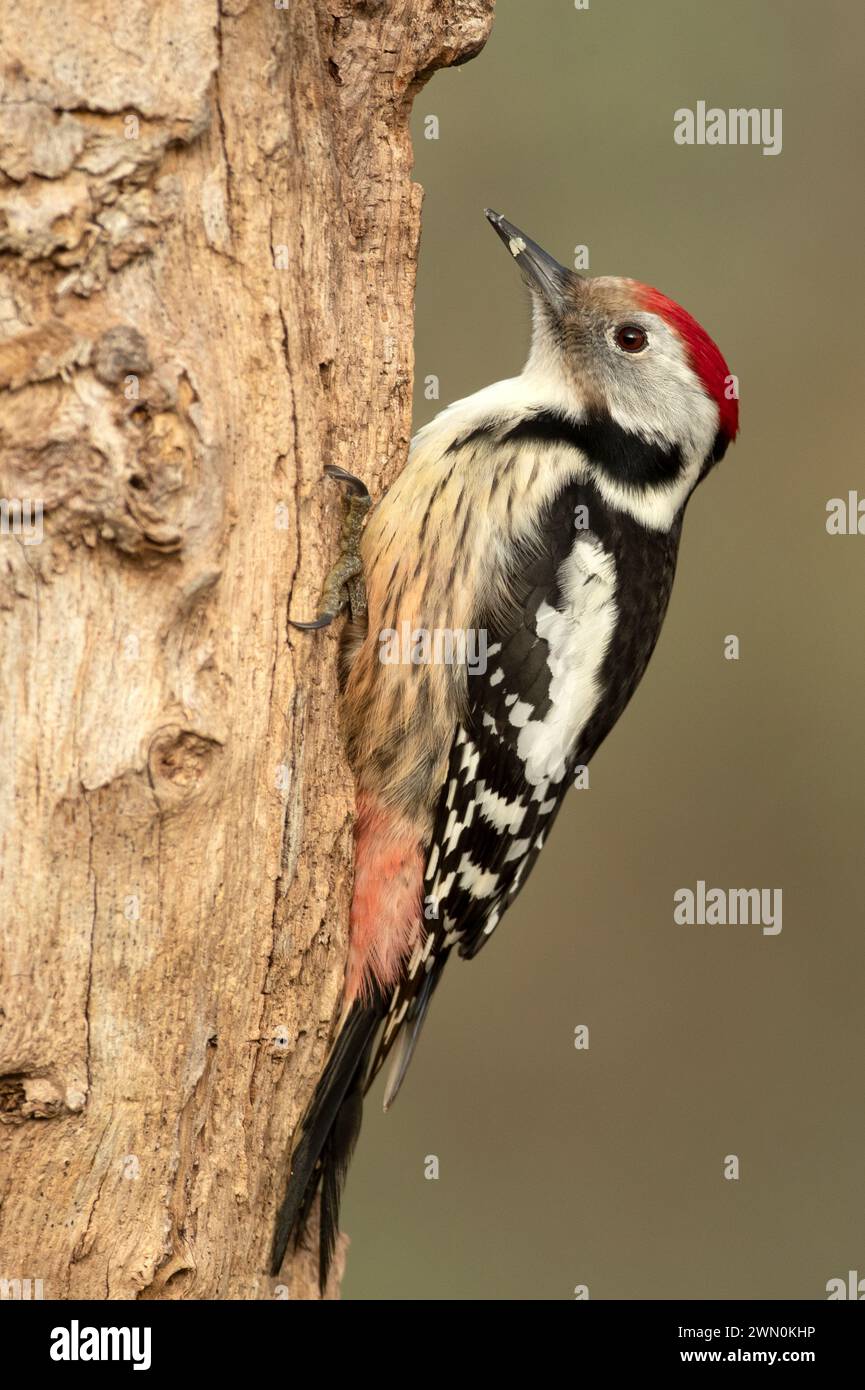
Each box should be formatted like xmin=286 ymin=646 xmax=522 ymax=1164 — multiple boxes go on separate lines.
xmin=274 ymin=209 xmax=739 ymax=1288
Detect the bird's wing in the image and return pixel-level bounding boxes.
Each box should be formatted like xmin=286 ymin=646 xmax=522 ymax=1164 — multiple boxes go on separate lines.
xmin=366 ymin=477 xmax=616 ymax=1104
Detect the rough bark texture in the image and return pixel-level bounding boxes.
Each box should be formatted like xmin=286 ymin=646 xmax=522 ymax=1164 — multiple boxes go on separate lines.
xmin=0 ymin=0 xmax=494 ymax=1300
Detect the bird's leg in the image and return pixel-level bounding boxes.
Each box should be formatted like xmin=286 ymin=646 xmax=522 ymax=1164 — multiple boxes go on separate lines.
xmin=290 ymin=465 xmax=371 ymax=631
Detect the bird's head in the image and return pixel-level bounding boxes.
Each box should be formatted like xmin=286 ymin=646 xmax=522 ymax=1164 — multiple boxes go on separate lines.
xmin=485 ymin=209 xmax=738 ymax=528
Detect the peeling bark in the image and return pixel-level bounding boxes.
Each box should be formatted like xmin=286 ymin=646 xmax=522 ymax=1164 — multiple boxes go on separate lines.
xmin=0 ymin=0 xmax=494 ymax=1300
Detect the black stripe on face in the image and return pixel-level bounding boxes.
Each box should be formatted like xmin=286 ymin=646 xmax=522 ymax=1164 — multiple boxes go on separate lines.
xmin=502 ymin=409 xmax=684 ymax=488
xmin=695 ymin=427 xmax=731 ymax=483
xmin=708 ymin=427 xmax=730 ymax=465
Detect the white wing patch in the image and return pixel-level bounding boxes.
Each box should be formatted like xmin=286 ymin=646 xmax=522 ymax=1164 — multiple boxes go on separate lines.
xmin=511 ymin=534 xmax=617 ymax=785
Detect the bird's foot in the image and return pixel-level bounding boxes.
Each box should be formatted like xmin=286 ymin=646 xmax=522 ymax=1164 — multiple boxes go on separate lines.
xmin=290 ymin=465 xmax=371 ymax=630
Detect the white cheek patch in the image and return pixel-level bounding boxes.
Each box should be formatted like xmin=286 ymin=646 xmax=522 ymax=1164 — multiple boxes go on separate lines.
xmin=590 ymin=314 xmax=720 ymax=530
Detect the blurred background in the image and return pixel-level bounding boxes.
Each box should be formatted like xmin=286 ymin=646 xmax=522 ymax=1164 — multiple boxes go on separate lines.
xmin=342 ymin=0 xmax=865 ymax=1299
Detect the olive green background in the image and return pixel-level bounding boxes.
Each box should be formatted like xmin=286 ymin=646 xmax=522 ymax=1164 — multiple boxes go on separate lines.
xmin=342 ymin=0 xmax=865 ymax=1300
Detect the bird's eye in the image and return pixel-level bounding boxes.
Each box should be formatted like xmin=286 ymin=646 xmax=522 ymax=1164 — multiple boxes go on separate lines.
xmin=615 ymin=324 xmax=648 ymax=353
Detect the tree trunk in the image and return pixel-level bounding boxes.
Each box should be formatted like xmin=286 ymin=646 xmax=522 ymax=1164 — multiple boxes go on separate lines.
xmin=0 ymin=0 xmax=494 ymax=1301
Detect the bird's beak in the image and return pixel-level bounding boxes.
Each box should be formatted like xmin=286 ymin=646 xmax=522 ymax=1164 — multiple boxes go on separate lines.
xmin=485 ymin=209 xmax=574 ymax=311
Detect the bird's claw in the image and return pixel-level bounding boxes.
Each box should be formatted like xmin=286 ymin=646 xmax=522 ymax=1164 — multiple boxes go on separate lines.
xmin=289 ymin=467 xmax=371 ymax=631
xmin=290 ymin=613 xmax=339 ymax=632
xmin=323 ymin=463 xmax=370 ymax=501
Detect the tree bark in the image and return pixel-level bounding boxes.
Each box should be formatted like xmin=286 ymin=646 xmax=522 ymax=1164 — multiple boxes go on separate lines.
xmin=0 ymin=0 xmax=494 ymax=1300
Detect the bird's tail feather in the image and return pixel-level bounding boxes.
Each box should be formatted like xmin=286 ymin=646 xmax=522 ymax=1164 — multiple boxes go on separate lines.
xmin=379 ymin=958 xmax=445 ymax=1111
xmin=271 ymin=991 xmax=385 ymax=1289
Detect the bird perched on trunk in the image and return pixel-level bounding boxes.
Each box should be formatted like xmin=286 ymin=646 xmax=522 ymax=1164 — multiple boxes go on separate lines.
xmin=274 ymin=210 xmax=739 ymax=1288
